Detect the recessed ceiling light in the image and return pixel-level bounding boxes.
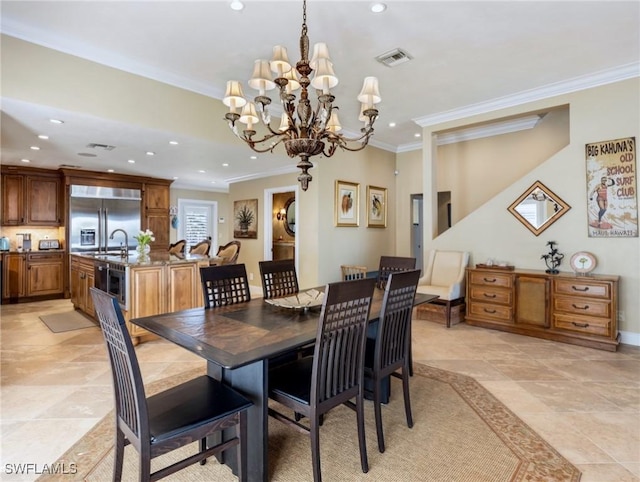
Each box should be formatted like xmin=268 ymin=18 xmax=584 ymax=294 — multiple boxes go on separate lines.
xmin=21 ymin=159 xmax=30 ymax=163
xmin=371 ymin=3 xmax=387 ymax=13
xmin=30 ymin=146 xmax=40 ymax=150
xmin=198 ymin=170 xmax=206 ymax=173
xmin=49 ymin=119 xmax=64 ymax=124
xmin=250 ymin=155 xmax=257 ymax=160
xmin=222 ymin=163 xmax=229 ymax=167
xmin=414 ymin=133 xmax=421 ymax=138
xmin=388 ymin=122 xmax=396 ymax=128
xmin=146 ymin=151 xmax=155 ymax=156
xmin=211 ymin=180 xmax=216 ymax=184
xmin=169 ymin=140 xmax=179 ymax=145
xmin=128 ymin=159 xmax=136 ymax=164
xmin=38 ymin=135 xmax=49 ymax=140
xmin=107 ymin=169 xmax=115 ymax=173
xmin=173 ymin=176 xmax=179 ymax=180
xmin=230 ymin=0 xmax=244 ymax=11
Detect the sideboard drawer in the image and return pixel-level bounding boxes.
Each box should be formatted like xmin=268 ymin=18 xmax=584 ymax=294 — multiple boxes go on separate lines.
xmin=553 ymin=313 xmax=611 ymax=337
xmin=468 ymin=302 xmax=512 ymax=322
xmin=554 ymin=279 xmax=610 ymax=299
xmin=469 ymin=286 xmax=512 ymax=305
xmin=469 ymin=271 xmax=513 ymax=289
xmin=553 ymin=296 xmax=611 ymax=318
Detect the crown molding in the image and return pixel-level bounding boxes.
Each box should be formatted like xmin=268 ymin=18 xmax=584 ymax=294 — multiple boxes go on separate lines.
xmin=414 ymin=62 xmax=640 ymax=128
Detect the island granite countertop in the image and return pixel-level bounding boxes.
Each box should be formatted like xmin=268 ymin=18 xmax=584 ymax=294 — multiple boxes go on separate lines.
xmin=70 ymin=251 xmax=217 ymax=267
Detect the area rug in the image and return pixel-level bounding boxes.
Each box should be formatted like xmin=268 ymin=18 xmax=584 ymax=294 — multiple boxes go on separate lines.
xmin=38 ymin=364 xmax=580 ymax=482
xmin=39 ymin=310 xmax=97 ymax=333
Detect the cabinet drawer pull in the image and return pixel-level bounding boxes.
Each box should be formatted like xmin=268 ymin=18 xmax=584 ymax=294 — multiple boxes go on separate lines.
xmin=572 ymin=304 xmax=589 ymax=310
xmin=483 ymin=278 xmax=497 ymax=283
xmin=571 ymin=322 xmax=589 ymax=328
xmin=483 ymin=308 xmax=497 ymax=314
xmin=571 ymin=285 xmax=589 ymax=292
xmin=483 ymin=293 xmax=496 ymax=298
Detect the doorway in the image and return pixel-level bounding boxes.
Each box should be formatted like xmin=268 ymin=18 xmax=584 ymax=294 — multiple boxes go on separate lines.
xmin=264 ymin=186 xmax=298 ymax=269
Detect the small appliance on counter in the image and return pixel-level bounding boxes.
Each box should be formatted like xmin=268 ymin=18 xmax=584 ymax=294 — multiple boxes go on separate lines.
xmin=0 ymin=237 xmax=9 ymax=251
xmin=18 ymin=233 xmax=32 ymax=251
xmin=38 ymin=239 xmax=61 ymax=250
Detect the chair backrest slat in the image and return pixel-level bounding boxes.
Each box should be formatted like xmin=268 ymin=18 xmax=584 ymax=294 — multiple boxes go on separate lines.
xmin=200 ymin=264 xmax=251 ymax=308
xmin=259 ymin=259 xmax=299 ymax=299
xmin=312 ymin=279 xmax=376 ymax=404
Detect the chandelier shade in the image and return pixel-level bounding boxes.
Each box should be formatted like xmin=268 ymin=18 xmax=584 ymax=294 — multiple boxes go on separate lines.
xmin=222 ymin=0 xmax=381 ymax=191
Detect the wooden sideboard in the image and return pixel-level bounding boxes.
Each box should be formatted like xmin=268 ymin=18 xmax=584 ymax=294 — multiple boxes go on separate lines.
xmin=465 ymin=266 xmax=619 ymax=351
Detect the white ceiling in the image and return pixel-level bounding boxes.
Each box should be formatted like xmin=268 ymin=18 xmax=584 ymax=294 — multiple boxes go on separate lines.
xmin=1 ymin=1 xmax=639 ymax=191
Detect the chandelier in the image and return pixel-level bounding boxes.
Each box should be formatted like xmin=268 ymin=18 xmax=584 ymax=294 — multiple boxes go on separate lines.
xmin=222 ymin=0 xmax=381 ymax=191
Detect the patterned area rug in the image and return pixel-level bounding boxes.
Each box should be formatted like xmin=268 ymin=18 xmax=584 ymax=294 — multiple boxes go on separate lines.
xmin=38 ymin=364 xmax=580 ymax=481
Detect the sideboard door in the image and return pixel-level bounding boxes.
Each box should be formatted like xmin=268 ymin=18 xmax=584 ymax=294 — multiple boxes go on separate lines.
xmin=515 ymin=275 xmax=550 ymax=327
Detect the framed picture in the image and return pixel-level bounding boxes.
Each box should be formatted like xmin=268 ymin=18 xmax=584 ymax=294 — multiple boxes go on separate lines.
xmin=586 ymin=137 xmax=637 ymax=237
xmin=367 ymin=185 xmax=387 ymax=228
xmin=233 ymin=199 xmax=258 ymax=239
xmin=335 ymin=180 xmax=359 ymax=227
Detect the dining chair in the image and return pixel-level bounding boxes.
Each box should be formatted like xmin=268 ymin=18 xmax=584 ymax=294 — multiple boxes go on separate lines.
xmin=259 ymin=259 xmax=299 ymax=299
xmin=200 ymin=264 xmax=251 ymax=308
xmin=268 ymin=277 xmax=377 ymax=482
xmin=363 ymin=269 xmax=421 ymax=453
xmin=190 ymin=237 xmax=212 ymax=256
xmin=216 ymin=240 xmax=241 ymax=265
xmin=89 ymin=287 xmax=253 ymax=482
xmin=168 ymin=239 xmax=186 ymax=254
xmin=341 ymin=264 xmax=368 ymax=281
xmin=376 ymin=256 xmax=416 ymax=289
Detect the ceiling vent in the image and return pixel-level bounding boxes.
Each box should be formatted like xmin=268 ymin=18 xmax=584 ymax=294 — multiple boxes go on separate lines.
xmin=86 ymin=143 xmax=116 ymax=151
xmin=376 ymin=48 xmax=412 ymax=67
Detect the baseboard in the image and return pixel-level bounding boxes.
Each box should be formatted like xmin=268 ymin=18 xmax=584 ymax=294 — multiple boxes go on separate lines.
xmin=619 ymin=330 xmax=640 ymax=347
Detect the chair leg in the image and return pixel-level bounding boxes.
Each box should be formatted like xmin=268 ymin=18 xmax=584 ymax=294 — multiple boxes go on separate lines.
xmin=356 ymin=393 xmax=369 ymax=473
xmin=113 ymin=428 xmax=125 ymax=482
xmin=373 ymin=377 xmax=386 ymax=453
xmin=139 ymin=447 xmax=151 ymax=482
xmin=402 ymin=364 xmax=414 ymax=428
xmin=199 ymin=438 xmax=207 ymax=465
xmin=238 ymin=411 xmax=248 ymax=482
xmin=310 ymin=416 xmax=322 ymax=482
xmin=445 ymin=300 xmax=452 ymax=328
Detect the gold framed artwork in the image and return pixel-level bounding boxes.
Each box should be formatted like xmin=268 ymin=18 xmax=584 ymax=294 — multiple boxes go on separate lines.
xmin=367 ymin=185 xmax=387 ymax=228
xmin=335 ymin=180 xmax=359 ymax=227
xmin=233 ymin=199 xmax=258 ymax=239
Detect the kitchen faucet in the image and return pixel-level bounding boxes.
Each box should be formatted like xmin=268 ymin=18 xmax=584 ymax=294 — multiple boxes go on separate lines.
xmin=109 ymin=229 xmax=129 ymax=258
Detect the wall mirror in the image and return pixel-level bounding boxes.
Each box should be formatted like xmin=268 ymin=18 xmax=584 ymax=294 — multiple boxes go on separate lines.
xmin=284 ymin=197 xmax=295 ymax=236
xmin=507 ymin=181 xmax=571 ymax=236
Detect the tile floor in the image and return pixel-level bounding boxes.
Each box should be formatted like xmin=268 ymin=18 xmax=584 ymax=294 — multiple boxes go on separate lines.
xmin=1 ymin=299 xmax=639 ymax=482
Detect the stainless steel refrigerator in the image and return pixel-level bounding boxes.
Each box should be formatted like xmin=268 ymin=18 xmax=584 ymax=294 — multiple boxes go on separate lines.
xmin=69 ymin=185 xmax=141 ymax=252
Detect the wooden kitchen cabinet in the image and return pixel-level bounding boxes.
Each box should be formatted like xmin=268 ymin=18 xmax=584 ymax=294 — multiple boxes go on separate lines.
xmin=70 ymin=255 xmax=95 ymax=317
xmin=1 ymin=167 xmax=62 ymax=226
xmin=466 ymin=267 xmax=619 ymax=351
xmin=142 ymin=182 xmax=171 ymax=250
xmin=2 ymin=251 xmax=65 ymax=303
xmin=26 ymin=252 xmax=64 ymax=297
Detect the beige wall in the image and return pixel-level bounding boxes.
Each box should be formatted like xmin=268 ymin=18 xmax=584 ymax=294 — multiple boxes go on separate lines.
xmin=229 ymin=146 xmax=396 ymax=290
xmin=401 ymin=78 xmax=639 ymax=342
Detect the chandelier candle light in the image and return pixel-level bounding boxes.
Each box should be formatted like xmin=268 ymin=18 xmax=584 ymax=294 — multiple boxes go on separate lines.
xmin=223 ymin=0 xmax=381 ymax=191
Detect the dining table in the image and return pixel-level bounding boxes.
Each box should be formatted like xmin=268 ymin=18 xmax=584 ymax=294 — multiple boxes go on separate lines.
xmin=131 ymin=287 xmax=438 ymax=482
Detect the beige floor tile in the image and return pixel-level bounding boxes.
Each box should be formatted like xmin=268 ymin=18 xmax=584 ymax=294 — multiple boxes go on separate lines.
xmin=488 ymin=358 xmax=569 ymax=381
xmin=577 ymin=463 xmax=640 ymax=482
xmin=479 ymin=380 xmax=553 ymax=412
xmin=517 ymin=380 xmax=623 ymax=412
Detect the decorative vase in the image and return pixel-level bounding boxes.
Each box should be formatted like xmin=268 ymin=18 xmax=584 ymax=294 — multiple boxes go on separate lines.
xmin=136 ymin=244 xmax=151 ymax=256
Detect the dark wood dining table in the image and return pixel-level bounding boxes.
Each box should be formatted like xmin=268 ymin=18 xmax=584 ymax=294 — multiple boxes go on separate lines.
xmin=132 ymin=288 xmax=438 ymax=482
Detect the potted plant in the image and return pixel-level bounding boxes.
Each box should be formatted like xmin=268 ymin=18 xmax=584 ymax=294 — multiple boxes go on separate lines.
xmin=236 ymin=205 xmax=255 ymax=235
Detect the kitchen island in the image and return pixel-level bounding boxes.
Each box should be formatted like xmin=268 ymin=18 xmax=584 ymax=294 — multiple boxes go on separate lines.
xmin=70 ymin=251 xmax=211 ymax=344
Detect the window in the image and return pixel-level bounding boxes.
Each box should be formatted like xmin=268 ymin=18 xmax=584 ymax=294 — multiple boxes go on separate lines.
xmin=177 ymin=199 xmax=217 ymax=249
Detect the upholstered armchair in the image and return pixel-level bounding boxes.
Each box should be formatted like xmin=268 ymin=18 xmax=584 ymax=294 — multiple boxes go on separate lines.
xmin=416 ymin=249 xmax=470 ymax=328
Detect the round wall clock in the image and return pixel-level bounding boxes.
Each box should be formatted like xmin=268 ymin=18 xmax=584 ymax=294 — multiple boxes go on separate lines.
xmin=570 ymin=251 xmax=597 ymax=274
